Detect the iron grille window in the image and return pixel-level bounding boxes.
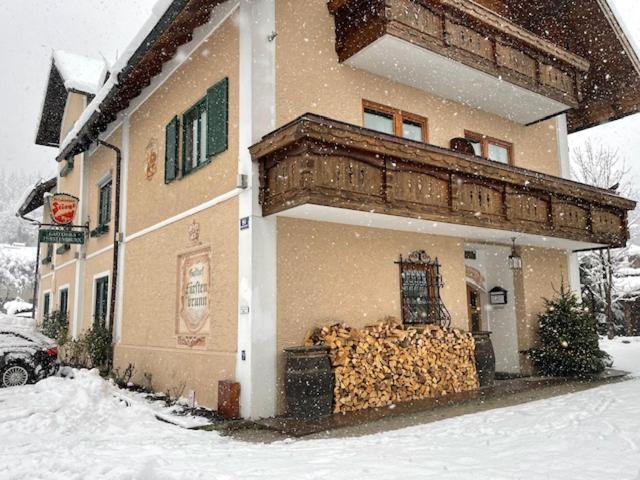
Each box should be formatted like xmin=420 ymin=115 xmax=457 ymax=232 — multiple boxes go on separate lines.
xmin=397 ymin=250 xmax=451 ymax=326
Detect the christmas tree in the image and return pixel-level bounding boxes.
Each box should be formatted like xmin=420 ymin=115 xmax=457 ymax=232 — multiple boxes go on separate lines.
xmin=529 ymin=284 xmax=610 ymax=378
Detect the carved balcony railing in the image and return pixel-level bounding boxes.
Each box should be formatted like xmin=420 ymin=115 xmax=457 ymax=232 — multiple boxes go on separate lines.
xmin=328 ymin=0 xmax=590 ymax=109
xmin=250 ymin=114 xmax=636 ymax=248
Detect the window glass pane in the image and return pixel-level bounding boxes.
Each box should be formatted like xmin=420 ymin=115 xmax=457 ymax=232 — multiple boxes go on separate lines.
xmin=191 ymin=117 xmax=198 ymax=170
xmin=184 ymin=116 xmax=194 ymax=169
xmin=468 ymin=139 xmax=482 ymax=156
xmin=364 ymin=109 xmax=394 ymax=135
xmin=43 ymin=294 xmax=50 ymax=316
xmin=488 ymin=143 xmax=510 ymax=163
xmin=199 ymin=108 xmax=207 ymax=166
xmin=99 ymin=182 xmax=112 ymax=225
xmin=95 ymin=277 xmax=108 ymax=327
xmin=60 ymin=289 xmax=68 ymax=317
xmin=402 ymin=120 xmax=423 ymax=142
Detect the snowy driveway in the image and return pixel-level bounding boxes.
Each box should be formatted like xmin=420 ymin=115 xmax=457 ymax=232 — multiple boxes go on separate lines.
xmin=1 ymin=339 xmax=640 ymax=480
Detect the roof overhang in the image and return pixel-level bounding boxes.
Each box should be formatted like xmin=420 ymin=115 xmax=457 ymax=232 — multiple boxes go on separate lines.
xmin=503 ymin=0 xmax=640 ymax=133
xmin=345 ymin=35 xmax=572 ymax=125
xmin=35 ymin=64 xmax=67 ymax=148
xmin=55 ymin=0 xmax=229 ymax=162
xmin=16 ymin=178 xmax=57 ymax=217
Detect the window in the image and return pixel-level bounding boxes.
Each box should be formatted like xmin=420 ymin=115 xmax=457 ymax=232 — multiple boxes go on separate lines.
xmin=59 ymin=288 xmax=69 ymax=317
xmin=183 ymin=98 xmax=208 ymax=173
xmin=42 ymin=243 xmax=53 ymax=264
xmin=165 ymin=77 xmax=229 ymax=182
xmin=94 ymin=276 xmax=109 ymax=328
xmin=98 ymin=180 xmax=112 ymax=226
xmin=465 ymin=131 xmax=513 ymax=165
xmin=397 ymin=250 xmax=451 ymax=326
xmin=464 ymin=250 xmax=477 ymax=260
xmin=363 ymin=100 xmax=428 ymax=143
xmin=42 ymin=292 xmax=50 ymax=318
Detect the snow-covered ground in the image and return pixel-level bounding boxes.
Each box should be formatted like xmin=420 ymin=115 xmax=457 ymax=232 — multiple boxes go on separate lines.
xmin=1 ymin=340 xmax=639 ymax=480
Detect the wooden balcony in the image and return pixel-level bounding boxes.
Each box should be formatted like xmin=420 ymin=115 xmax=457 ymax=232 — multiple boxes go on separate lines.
xmin=250 ymin=114 xmax=635 ymax=248
xmin=328 ymin=0 xmax=590 ymax=120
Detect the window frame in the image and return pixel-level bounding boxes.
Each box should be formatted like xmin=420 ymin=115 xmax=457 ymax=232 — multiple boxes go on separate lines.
xmin=97 ymin=176 xmax=112 ymax=227
xmin=42 ymin=243 xmax=54 ymax=264
xmin=464 ymin=130 xmax=514 ymax=165
xmin=362 ymin=100 xmax=428 ymax=143
xmin=93 ymin=274 xmax=110 ymax=329
xmin=181 ymin=97 xmax=209 ymax=176
xmin=59 ymin=286 xmax=69 ymax=318
xmin=42 ymin=291 xmax=51 ymax=319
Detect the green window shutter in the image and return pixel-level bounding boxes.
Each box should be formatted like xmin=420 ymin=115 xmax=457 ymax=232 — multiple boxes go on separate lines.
xmin=165 ymin=116 xmax=180 ymax=183
xmin=206 ymin=77 xmax=228 ymax=158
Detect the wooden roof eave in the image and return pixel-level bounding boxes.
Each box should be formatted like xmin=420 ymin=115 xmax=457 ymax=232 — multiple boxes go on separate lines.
xmin=56 ymin=0 xmax=227 ymax=162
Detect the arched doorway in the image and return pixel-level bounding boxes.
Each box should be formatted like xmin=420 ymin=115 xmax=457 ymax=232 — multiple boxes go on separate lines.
xmin=467 ymin=284 xmax=483 ymax=333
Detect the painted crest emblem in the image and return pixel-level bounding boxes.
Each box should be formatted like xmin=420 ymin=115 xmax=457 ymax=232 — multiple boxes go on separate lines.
xmin=48 ymin=193 xmax=78 ymax=225
xmin=188 ymin=220 xmax=200 ymax=244
xmin=144 ymin=139 xmax=159 ymax=180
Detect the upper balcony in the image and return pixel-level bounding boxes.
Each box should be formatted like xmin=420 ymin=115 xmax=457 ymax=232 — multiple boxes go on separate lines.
xmin=327 ymin=0 xmax=591 ymax=125
xmin=250 ymin=114 xmax=635 ymax=249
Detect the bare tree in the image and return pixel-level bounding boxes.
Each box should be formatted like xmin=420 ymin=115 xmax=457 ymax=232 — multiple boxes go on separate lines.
xmin=572 ymin=139 xmax=639 ymax=338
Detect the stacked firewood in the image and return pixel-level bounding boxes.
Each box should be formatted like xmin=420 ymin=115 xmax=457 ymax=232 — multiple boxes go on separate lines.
xmin=305 ymin=318 xmax=479 ymax=413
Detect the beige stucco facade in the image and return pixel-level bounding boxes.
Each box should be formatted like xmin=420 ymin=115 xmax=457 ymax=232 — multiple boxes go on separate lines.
xmin=32 ymin=1 xmax=587 ymax=416
xmin=275 ymin=0 xmax=562 ymax=176
xmin=113 ymin=14 xmax=240 ymax=406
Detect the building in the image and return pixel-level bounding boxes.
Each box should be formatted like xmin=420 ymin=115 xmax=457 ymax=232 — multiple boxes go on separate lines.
xmin=618 ymin=245 xmax=640 ymax=335
xmin=21 ymin=0 xmax=638 ymax=419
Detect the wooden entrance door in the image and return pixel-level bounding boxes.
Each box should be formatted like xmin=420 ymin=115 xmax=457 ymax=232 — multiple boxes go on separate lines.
xmin=467 ymin=284 xmax=482 ymax=332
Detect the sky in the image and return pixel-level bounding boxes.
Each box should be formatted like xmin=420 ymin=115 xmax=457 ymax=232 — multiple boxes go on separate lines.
xmin=0 ymin=0 xmax=157 ymax=178
xmin=0 ymin=0 xmax=639 ymax=182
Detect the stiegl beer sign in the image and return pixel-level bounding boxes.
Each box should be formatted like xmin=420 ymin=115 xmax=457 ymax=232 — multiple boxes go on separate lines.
xmin=39 ymin=193 xmax=85 ymax=245
xmin=48 ymin=193 xmax=79 ymax=225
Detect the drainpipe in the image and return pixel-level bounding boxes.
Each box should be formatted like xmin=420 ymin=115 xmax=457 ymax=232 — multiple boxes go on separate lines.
xmin=96 ymin=140 xmax=122 ymax=350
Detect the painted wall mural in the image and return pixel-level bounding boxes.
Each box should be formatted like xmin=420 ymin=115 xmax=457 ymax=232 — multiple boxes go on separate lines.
xmin=176 ymin=247 xmax=211 ymax=348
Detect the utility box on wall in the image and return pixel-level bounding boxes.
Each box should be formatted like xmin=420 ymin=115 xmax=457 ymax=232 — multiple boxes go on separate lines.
xmin=489 ymin=286 xmax=508 ymax=305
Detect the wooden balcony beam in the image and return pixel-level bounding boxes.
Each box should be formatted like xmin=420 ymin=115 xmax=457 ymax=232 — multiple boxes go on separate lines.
xmin=251 ymin=114 xmax=636 ymax=248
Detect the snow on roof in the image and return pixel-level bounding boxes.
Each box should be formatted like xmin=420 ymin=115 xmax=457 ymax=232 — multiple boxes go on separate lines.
xmin=2 ymin=298 xmax=33 ymax=316
xmin=604 ymin=0 xmax=640 ymax=73
xmin=14 ymin=177 xmax=56 ymax=216
xmin=626 ymin=244 xmax=640 ymax=258
xmin=57 ymin=0 xmax=184 ymax=154
xmin=616 ymin=277 xmax=640 ymax=298
xmin=53 ymin=50 xmax=108 ymax=95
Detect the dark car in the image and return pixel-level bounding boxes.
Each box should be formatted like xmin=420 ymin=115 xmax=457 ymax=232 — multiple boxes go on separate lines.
xmin=0 ymin=326 xmax=59 ymax=387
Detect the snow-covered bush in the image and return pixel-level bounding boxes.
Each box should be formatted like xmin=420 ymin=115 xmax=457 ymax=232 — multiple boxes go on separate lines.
xmin=41 ymin=310 xmax=69 ymax=346
xmin=84 ymin=324 xmax=112 ymax=369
